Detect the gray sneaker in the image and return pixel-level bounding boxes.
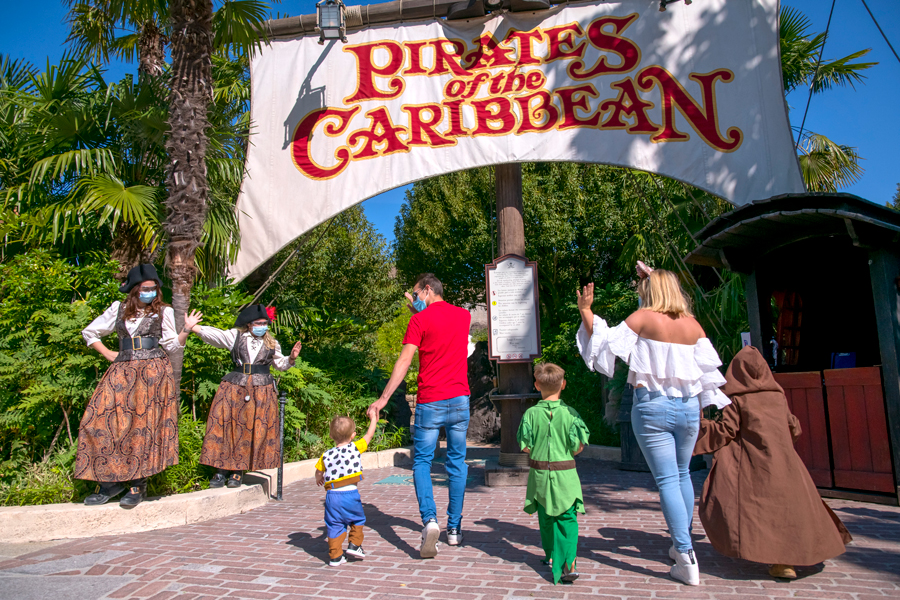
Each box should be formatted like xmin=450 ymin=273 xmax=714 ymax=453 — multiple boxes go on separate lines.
xmin=447 ymin=527 xmax=463 ymax=546
xmin=420 ymin=520 xmax=440 ymax=558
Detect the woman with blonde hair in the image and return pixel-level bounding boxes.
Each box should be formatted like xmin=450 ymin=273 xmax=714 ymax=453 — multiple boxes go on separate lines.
xmin=576 ymin=267 xmax=730 ymax=586
xmin=183 ymin=304 xmax=302 ymax=488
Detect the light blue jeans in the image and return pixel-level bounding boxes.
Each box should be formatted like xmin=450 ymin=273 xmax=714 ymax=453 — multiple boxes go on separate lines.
xmin=413 ymin=395 xmax=470 ymax=529
xmin=632 ymin=388 xmax=700 ymax=553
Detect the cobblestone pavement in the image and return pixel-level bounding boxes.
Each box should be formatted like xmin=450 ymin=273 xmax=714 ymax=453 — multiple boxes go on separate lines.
xmin=1 ymin=457 xmax=899 ymax=600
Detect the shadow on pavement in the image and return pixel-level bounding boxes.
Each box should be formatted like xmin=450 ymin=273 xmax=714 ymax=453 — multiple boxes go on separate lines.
xmin=362 ymin=502 xmax=423 ymax=560
xmin=471 ymin=517 xmax=553 ymax=583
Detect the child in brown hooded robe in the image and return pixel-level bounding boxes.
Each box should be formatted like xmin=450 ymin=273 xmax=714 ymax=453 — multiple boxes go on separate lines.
xmin=693 ymin=345 xmax=852 ymax=580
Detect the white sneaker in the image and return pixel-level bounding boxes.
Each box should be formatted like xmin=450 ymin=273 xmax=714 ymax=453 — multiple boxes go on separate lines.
xmin=447 ymin=527 xmax=463 ymax=546
xmin=669 ymin=545 xmax=678 ymax=562
xmin=420 ymin=520 xmax=440 ymax=558
xmin=328 ymin=555 xmax=346 ymax=567
xmin=670 ymin=548 xmax=700 ymax=586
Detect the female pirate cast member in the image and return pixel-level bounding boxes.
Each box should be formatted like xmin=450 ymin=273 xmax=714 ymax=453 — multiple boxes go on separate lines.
xmin=77 ymin=264 xmax=187 ymax=508
xmin=182 ymin=304 xmax=302 ymax=488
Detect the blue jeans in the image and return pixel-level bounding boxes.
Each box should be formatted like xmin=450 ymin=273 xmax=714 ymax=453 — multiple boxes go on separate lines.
xmin=631 ymin=388 xmax=700 ymax=553
xmin=413 ymin=395 xmax=470 ymax=529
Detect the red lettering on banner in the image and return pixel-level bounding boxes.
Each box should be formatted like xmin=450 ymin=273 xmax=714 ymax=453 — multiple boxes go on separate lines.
xmin=442 ymin=100 xmax=469 ymax=138
xmin=544 ymin=24 xmax=586 ymax=63
xmin=569 ymin=14 xmax=641 ymax=80
xmin=291 ymin=107 xmax=360 ymax=180
xmin=488 ymin=71 xmax=507 ymax=95
xmin=403 ymin=42 xmax=430 ymax=75
xmin=636 ymin=67 xmax=741 ymax=151
xmin=465 ymin=33 xmax=518 ymax=70
xmin=515 ymin=91 xmax=560 ymax=134
xmin=599 ymin=77 xmax=658 ymax=133
xmin=555 ymin=84 xmax=601 ymax=129
xmin=404 ymin=104 xmax=456 ymax=147
xmin=462 ymin=73 xmax=491 ymax=98
xmin=429 ymin=40 xmax=471 ymax=77
xmin=344 ymin=42 xmax=406 ymax=103
xmin=471 ymin=97 xmax=518 ymax=136
xmin=347 ymin=107 xmax=409 ymax=159
xmin=501 ymin=70 xmax=528 ymax=95
xmin=506 ymin=29 xmax=545 ymax=66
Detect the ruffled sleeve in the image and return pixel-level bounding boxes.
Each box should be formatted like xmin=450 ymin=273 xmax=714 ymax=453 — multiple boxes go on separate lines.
xmin=695 ymin=338 xmax=731 ymax=409
xmin=82 ymin=302 xmax=120 ymax=346
xmin=576 ymin=317 xmax=638 ymax=377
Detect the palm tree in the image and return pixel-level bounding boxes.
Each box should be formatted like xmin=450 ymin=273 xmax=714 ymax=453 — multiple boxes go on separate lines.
xmin=780 ymin=5 xmax=875 ymax=192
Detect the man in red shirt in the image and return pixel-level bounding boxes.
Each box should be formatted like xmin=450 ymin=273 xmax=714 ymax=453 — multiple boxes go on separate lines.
xmin=368 ymin=273 xmax=471 ymax=558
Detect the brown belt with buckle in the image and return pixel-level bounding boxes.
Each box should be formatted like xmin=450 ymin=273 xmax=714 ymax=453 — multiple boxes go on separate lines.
xmin=121 ymin=336 xmax=159 ymax=351
xmin=529 ymin=459 xmax=577 ymax=471
xmin=324 ymin=474 xmax=362 ymax=490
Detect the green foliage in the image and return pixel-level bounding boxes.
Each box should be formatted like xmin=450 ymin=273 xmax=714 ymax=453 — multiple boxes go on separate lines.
xmin=373 ymin=302 xmax=418 ymax=392
xmin=146 ymin=405 xmax=210 ymax=497
xmin=0 ymin=251 xmax=119 ymax=465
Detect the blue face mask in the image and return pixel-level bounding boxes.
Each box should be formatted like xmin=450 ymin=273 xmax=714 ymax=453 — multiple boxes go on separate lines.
xmin=138 ymin=291 xmax=157 ymax=304
xmin=251 ymin=325 xmax=268 ymax=337
xmin=412 ymin=291 xmax=427 ymax=312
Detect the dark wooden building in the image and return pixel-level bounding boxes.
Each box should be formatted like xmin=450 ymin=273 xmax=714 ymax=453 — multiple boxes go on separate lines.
xmin=686 ymin=193 xmax=900 ymax=504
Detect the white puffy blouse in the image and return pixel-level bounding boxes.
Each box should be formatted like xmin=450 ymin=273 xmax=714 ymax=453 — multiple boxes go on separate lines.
xmin=82 ymin=301 xmax=182 ymax=354
xmin=576 ymin=315 xmax=731 ymax=409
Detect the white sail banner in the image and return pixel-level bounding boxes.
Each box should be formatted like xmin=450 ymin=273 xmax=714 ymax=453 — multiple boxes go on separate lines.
xmin=231 ymin=0 xmax=803 ymax=280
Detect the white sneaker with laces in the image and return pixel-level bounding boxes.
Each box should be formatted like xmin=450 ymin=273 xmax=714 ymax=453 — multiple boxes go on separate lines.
xmin=670 ymin=548 xmax=700 ymax=586
xmin=447 ymin=528 xmax=463 ymax=546
xmin=420 ymin=520 xmax=440 ymax=558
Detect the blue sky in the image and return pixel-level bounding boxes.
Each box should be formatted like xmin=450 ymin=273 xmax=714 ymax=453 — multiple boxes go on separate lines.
xmin=3 ymin=1 xmax=898 ymax=243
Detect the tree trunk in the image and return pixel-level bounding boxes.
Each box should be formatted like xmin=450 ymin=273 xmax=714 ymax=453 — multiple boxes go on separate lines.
xmin=164 ymin=0 xmax=214 ymax=399
xmin=109 ymin=221 xmax=153 ymax=281
xmin=138 ymin=20 xmax=166 ymax=78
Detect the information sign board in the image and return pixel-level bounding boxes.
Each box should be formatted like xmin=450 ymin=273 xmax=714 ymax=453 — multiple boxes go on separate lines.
xmin=485 ymin=254 xmax=541 ymax=363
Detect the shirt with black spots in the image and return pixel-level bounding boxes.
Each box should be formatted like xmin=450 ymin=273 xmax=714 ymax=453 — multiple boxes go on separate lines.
xmin=315 ymin=438 xmax=368 ymax=484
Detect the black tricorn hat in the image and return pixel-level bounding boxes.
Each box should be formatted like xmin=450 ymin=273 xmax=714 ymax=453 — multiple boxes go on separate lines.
xmin=235 ymin=304 xmax=271 ymax=328
xmin=119 ymin=264 xmax=162 ymax=294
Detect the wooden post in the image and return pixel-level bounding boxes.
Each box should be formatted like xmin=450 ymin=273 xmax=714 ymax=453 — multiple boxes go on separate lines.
xmin=745 ymin=270 xmax=773 ymax=364
xmin=495 ymin=163 xmax=533 ymax=468
xmin=868 ymin=249 xmax=900 ymax=500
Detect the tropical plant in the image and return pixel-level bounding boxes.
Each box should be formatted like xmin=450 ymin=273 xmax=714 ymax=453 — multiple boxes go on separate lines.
xmin=780 ymin=4 xmax=875 ymax=192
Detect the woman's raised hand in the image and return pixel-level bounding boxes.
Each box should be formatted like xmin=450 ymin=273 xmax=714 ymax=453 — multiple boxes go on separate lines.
xmin=576 ymin=283 xmax=594 ymax=311
xmin=290 ymin=340 xmax=302 ymax=360
xmin=183 ymin=309 xmax=203 ymax=332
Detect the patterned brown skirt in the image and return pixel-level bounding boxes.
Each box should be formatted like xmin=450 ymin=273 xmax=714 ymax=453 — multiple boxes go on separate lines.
xmin=200 ymin=381 xmax=281 ymax=471
xmin=74 ymin=357 xmax=179 ymax=483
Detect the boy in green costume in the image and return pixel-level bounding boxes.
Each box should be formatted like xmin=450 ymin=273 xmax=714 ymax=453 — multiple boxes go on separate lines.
xmin=518 ymin=362 xmax=590 ymax=584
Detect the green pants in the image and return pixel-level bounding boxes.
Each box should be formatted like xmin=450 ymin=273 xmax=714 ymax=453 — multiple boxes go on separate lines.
xmin=537 ymin=502 xmax=579 ymax=584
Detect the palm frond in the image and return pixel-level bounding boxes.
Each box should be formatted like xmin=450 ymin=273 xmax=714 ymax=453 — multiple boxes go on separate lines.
xmin=798 ymin=132 xmax=864 ymax=192
xmin=212 ymin=0 xmax=273 ymax=58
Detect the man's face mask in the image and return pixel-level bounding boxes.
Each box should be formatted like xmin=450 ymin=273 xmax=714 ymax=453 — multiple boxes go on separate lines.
xmin=251 ymin=325 xmax=269 ymax=337
xmin=412 ymin=290 xmax=427 ymax=312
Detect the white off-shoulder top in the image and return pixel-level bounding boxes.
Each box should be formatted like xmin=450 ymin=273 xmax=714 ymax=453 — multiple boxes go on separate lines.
xmin=576 ymin=315 xmax=731 ymax=409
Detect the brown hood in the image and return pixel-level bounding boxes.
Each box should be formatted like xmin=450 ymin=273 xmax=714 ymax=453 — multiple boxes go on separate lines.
xmin=722 ymin=346 xmax=785 ymax=397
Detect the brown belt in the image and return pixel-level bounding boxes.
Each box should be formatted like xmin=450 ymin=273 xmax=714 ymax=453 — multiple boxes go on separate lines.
xmin=324 ymin=474 xmax=362 ymax=490
xmin=529 ymin=459 xmax=577 ymax=471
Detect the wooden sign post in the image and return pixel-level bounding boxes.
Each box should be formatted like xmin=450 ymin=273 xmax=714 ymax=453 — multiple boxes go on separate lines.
xmin=486 ymin=164 xmax=540 ymax=482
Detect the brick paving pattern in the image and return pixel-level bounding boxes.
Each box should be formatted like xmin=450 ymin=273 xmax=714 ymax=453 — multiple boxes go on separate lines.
xmin=2 ymin=457 xmax=899 ymax=599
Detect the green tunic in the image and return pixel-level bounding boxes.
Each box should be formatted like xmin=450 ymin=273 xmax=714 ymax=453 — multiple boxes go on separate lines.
xmin=517 ymin=399 xmax=591 ymax=517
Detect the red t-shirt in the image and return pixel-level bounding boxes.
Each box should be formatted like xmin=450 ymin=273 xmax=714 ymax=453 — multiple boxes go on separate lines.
xmin=402 ymin=301 xmax=471 ymax=403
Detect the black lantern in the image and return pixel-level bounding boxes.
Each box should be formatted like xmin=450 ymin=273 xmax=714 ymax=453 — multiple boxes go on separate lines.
xmin=317 ymin=0 xmax=347 ymax=44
